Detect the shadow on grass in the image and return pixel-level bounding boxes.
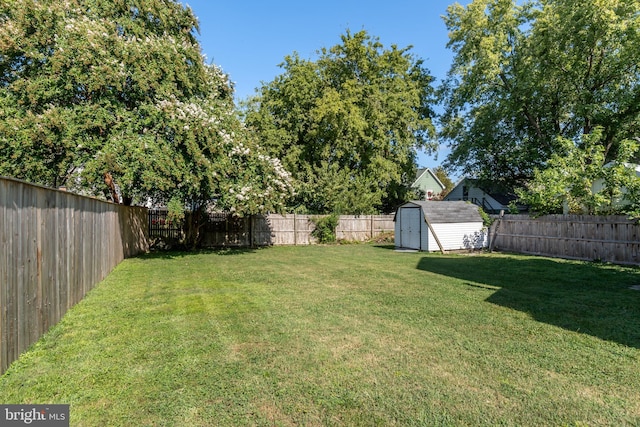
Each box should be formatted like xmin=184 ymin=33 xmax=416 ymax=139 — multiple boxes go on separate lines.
xmin=139 ymin=247 xmax=261 ymax=260
xmin=417 ymin=255 xmax=640 ymax=349
xmin=373 ymin=244 xmax=396 ymax=250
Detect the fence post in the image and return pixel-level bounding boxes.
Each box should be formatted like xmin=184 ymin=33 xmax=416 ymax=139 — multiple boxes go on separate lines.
xmin=489 ymin=210 xmax=504 ymax=252
xmin=370 ymin=215 xmax=374 ymax=240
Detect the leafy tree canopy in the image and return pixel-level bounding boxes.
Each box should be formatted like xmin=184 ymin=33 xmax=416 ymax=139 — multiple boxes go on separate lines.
xmin=432 ymin=166 xmax=455 ymax=198
xmin=244 ymin=30 xmax=436 ymax=214
xmin=0 ymin=0 xmax=292 ymax=229
xmin=517 ymin=128 xmax=640 ymax=216
xmin=440 ymin=0 xmax=640 ymax=187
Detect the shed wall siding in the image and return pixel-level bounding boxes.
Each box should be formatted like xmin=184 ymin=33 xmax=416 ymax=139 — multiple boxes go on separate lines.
xmin=427 ymin=222 xmax=488 ymax=251
xmin=421 ymin=221 xmax=430 ymax=251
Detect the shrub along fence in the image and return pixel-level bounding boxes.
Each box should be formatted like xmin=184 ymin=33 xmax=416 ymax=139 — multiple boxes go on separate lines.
xmin=149 ymin=212 xmax=396 ymax=247
xmin=490 ymin=214 xmax=640 ymax=265
xmin=0 ymin=177 xmax=148 ymax=374
xmin=263 ymin=214 xmax=396 ymax=246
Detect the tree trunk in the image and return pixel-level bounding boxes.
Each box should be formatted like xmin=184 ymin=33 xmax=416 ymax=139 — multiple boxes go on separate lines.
xmin=104 ymin=172 xmax=119 ymax=204
xmin=184 ymin=208 xmax=205 ymax=250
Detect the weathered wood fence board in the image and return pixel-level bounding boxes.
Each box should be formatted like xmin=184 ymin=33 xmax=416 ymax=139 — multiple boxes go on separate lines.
xmin=336 ymin=215 xmax=395 ymax=241
xmin=148 ymin=212 xmax=396 ymax=247
xmin=253 ymin=214 xmax=314 ymax=246
xmin=0 ymin=177 xmax=148 ymax=374
xmin=197 ymin=214 xmax=395 ymax=247
xmin=491 ymin=214 xmax=640 ymax=265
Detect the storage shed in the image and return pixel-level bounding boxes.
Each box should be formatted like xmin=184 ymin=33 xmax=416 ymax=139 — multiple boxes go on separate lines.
xmin=394 ymin=201 xmax=488 ymax=252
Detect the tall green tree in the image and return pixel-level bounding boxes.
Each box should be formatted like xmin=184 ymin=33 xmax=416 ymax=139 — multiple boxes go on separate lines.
xmin=516 ymin=129 xmax=640 ymax=215
xmin=0 ymin=0 xmax=205 ymax=194
xmin=0 ymin=0 xmax=292 ymax=245
xmin=432 ymin=166 xmax=455 ymax=199
xmin=244 ymin=30 xmax=436 ymax=214
xmin=439 ymin=0 xmax=640 ymax=186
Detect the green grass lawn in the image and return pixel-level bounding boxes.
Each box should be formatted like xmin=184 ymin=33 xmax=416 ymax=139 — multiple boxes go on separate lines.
xmin=1 ymin=245 xmax=639 ymax=426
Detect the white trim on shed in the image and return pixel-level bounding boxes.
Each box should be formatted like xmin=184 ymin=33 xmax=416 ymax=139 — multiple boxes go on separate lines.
xmin=394 ymin=201 xmax=488 ymax=252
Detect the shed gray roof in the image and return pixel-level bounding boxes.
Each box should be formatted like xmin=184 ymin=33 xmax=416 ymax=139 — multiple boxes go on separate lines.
xmin=395 ymin=201 xmax=483 ymax=224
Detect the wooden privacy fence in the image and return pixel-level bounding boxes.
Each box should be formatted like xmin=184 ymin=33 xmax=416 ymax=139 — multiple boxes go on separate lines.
xmin=0 ymin=177 xmax=149 ymax=374
xmin=491 ymin=214 xmax=640 ymax=265
xmin=263 ymin=214 xmax=395 ymax=246
xmin=152 ymin=213 xmax=395 ymax=247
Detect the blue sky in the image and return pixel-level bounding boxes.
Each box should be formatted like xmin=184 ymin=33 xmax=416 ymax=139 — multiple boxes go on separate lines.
xmin=180 ymin=0 xmax=468 ymax=170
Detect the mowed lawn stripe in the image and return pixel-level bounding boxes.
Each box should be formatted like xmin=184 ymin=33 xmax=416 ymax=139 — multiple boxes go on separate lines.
xmin=1 ymin=245 xmax=639 ymax=426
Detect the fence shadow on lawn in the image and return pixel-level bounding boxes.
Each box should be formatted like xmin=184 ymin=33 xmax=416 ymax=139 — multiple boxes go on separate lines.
xmin=139 ymin=247 xmax=260 ymax=260
xmin=417 ymin=255 xmax=640 ymax=349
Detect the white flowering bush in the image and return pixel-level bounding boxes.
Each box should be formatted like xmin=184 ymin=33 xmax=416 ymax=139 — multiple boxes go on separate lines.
xmin=0 ymin=0 xmax=293 ymax=247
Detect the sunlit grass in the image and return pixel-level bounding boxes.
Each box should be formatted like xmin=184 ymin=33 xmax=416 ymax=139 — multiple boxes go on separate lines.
xmin=1 ymin=245 xmax=639 ymax=426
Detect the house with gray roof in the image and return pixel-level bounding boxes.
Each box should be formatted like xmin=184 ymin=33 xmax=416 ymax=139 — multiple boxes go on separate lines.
xmin=443 ymin=178 xmax=524 ymax=214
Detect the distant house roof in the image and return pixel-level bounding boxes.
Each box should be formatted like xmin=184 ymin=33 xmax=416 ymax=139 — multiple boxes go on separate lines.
xmin=413 ymin=168 xmax=445 ymax=190
xmin=394 ymin=200 xmax=483 ymax=224
xmin=448 ymin=178 xmax=518 ymax=206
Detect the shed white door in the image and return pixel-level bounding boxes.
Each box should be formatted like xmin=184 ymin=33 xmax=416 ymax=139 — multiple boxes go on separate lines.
xmin=399 ymin=207 xmax=421 ymax=249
